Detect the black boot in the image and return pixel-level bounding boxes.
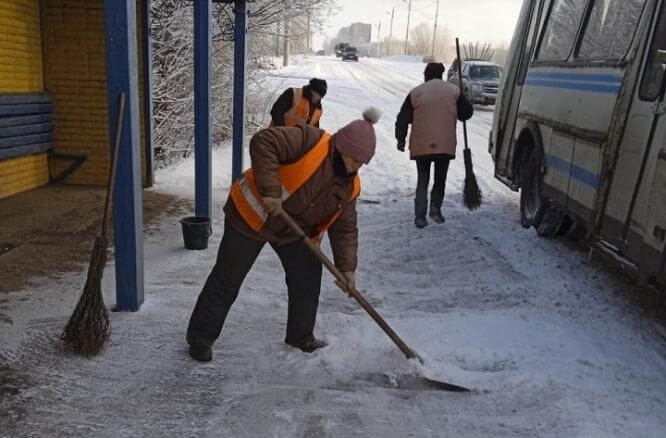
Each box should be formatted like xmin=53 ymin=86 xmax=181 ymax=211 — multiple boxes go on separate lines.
xmin=189 ymin=342 xmax=212 ymax=362
xmin=429 ymin=209 xmax=445 ymax=224
xmin=289 ymin=335 xmax=327 ymax=353
xmin=414 ymin=217 xmax=428 ymax=229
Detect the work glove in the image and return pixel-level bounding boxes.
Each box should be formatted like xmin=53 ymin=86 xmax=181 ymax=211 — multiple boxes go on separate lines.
xmin=397 ymin=140 xmax=405 ymax=152
xmin=262 ymin=197 xmax=283 ymax=215
xmin=335 ymin=271 xmax=356 ymax=297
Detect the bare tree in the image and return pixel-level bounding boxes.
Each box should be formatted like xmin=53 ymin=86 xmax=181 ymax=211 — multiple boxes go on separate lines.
xmin=409 ymin=22 xmax=431 ymax=56
xmin=403 ymin=22 xmax=453 ymax=62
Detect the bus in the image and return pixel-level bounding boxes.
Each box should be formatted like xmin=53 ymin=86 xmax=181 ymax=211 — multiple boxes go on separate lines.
xmin=489 ymin=0 xmax=666 ymax=285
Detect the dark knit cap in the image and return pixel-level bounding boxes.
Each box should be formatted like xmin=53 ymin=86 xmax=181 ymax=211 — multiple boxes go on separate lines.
xmin=309 ymin=78 xmax=327 ymax=97
xmin=424 ymin=62 xmax=445 ymax=81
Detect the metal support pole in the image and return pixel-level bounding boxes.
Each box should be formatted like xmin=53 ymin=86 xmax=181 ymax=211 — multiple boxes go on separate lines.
xmin=232 ymin=0 xmax=248 ymax=181
xmin=103 ymin=0 xmax=144 ymax=311
xmin=194 ymin=0 xmax=212 ymax=217
xmin=142 ymin=0 xmax=154 ymax=188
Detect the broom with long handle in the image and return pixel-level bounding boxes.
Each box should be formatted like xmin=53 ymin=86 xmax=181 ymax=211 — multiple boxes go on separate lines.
xmin=277 ymin=210 xmax=469 ymax=392
xmin=61 ymin=92 xmax=125 ymax=356
xmin=455 ymin=38 xmax=483 ymax=210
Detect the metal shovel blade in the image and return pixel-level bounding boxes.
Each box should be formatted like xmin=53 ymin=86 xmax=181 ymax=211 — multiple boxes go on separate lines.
xmin=361 ymin=373 xmax=470 ymax=392
xmin=413 ymin=376 xmax=470 ymax=392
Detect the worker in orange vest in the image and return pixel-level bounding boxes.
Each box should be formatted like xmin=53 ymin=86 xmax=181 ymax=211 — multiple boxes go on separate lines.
xmin=270 ymin=78 xmax=327 ymax=127
xmin=187 ymin=107 xmax=382 ymax=362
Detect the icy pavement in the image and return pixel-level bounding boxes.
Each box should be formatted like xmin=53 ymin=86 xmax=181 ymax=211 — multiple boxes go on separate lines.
xmin=1 ymin=56 xmax=666 ymax=437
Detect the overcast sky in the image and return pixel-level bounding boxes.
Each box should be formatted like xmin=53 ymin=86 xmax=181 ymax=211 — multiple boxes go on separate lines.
xmin=314 ymin=0 xmax=524 ymax=49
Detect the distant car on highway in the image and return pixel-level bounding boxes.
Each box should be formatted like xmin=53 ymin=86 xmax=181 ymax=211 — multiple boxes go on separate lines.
xmin=316 ymin=49 xmax=326 ymax=56
xmin=341 ymin=46 xmax=359 ymax=62
xmin=335 ymin=42 xmax=349 ymax=58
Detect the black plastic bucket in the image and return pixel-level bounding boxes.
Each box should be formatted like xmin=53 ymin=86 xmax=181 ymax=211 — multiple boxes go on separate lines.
xmin=179 ymin=216 xmax=212 ymax=250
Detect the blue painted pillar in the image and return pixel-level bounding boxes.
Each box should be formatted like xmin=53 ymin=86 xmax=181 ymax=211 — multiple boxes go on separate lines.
xmin=232 ymin=0 xmax=248 ymax=181
xmin=104 ymin=0 xmax=144 ymax=311
xmin=142 ymin=0 xmax=154 ymax=188
xmin=194 ymin=0 xmax=212 ymax=218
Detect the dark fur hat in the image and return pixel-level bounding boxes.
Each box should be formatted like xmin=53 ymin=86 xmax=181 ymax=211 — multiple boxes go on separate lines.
xmin=308 ymin=78 xmax=328 ymax=97
xmin=424 ymin=62 xmax=445 ymax=81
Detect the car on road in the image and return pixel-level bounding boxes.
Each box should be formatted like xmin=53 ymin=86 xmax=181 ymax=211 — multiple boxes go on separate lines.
xmin=316 ymin=49 xmax=326 ymax=56
xmin=335 ymin=42 xmax=349 ymax=58
xmin=341 ymin=46 xmax=359 ymax=62
xmin=448 ymin=59 xmax=502 ymax=105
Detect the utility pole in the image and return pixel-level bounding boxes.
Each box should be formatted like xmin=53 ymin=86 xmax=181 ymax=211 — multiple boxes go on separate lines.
xmin=431 ymin=0 xmax=440 ymax=58
xmin=404 ymin=0 xmax=412 ymax=55
xmin=274 ymin=21 xmax=281 ymax=57
xmin=388 ymin=6 xmax=394 ymax=56
xmin=306 ymin=13 xmax=311 ymax=53
xmin=283 ymin=18 xmax=289 ymax=66
xmin=376 ymin=21 xmax=382 ymax=57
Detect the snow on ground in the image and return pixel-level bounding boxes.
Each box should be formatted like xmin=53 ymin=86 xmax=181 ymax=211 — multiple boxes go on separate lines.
xmin=2 ymin=55 xmax=666 ymax=437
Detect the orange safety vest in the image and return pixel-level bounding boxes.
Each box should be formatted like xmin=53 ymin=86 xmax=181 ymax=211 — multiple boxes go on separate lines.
xmin=271 ymin=87 xmax=322 ymax=127
xmin=230 ymin=133 xmax=360 ymax=239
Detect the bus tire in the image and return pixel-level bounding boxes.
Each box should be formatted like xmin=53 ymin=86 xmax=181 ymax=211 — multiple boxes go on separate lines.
xmin=536 ymin=207 xmax=564 ymax=237
xmin=519 ymin=147 xmax=546 ymax=229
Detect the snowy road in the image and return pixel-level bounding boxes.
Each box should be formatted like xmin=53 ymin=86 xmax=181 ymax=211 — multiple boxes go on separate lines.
xmin=1 ymin=56 xmax=666 ymax=437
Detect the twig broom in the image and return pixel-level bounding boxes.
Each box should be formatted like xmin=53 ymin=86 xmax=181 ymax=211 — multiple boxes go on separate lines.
xmin=455 ymin=38 xmax=483 ymax=210
xmin=61 ymin=92 xmax=125 ymax=356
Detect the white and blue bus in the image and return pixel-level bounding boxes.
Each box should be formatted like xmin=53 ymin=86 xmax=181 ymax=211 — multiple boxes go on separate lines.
xmin=490 ymin=0 xmax=666 ymax=285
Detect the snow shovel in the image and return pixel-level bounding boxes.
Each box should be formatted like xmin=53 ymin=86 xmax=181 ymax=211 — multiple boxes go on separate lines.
xmin=277 ymin=210 xmax=470 ymax=392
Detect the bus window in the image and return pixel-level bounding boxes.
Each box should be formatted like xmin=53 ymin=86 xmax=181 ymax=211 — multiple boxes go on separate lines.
xmin=517 ymin=1 xmax=542 ymax=85
xmin=537 ymin=0 xmax=587 ymax=61
xmin=578 ymin=0 xmax=647 ymax=60
xmin=640 ymin=4 xmax=666 ymax=101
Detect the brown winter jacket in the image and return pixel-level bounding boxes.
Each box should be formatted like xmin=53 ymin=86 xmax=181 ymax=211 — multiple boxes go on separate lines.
xmin=224 ymin=125 xmax=359 ymax=272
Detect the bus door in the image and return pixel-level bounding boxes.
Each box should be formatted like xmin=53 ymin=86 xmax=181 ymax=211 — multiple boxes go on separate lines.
xmin=639 ymin=56 xmax=666 ymax=279
xmin=493 ymin=0 xmax=544 ymax=180
xmin=600 ymin=3 xmax=666 ymax=265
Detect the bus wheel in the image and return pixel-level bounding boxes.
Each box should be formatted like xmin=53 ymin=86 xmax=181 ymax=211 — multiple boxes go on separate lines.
xmin=519 ymin=147 xmax=545 ymax=229
xmin=536 ymin=207 xmax=564 ymax=237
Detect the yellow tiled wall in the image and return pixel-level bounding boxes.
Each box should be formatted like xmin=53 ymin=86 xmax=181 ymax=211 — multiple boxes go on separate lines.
xmin=0 ymin=0 xmax=43 ymax=92
xmin=42 ymin=0 xmax=147 ymax=186
xmin=0 ymin=0 xmax=48 ymax=200
xmin=41 ymin=1 xmax=110 ymax=185
xmin=0 ymin=154 xmax=49 ymax=199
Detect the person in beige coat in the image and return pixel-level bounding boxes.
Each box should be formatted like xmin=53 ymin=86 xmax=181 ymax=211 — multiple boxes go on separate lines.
xmin=395 ymin=62 xmax=473 ymax=228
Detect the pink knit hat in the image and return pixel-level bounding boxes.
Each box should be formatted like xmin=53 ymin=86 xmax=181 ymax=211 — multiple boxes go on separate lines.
xmin=333 ymin=107 xmax=382 ymax=164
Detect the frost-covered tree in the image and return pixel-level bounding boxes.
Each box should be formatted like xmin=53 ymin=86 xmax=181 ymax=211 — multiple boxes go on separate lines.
xmin=150 ymin=0 xmax=338 ymax=167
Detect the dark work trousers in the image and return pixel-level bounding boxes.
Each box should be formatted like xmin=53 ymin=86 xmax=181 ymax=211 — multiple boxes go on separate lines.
xmin=186 ymin=220 xmax=323 ymax=347
xmin=414 ymin=156 xmax=451 ymax=220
